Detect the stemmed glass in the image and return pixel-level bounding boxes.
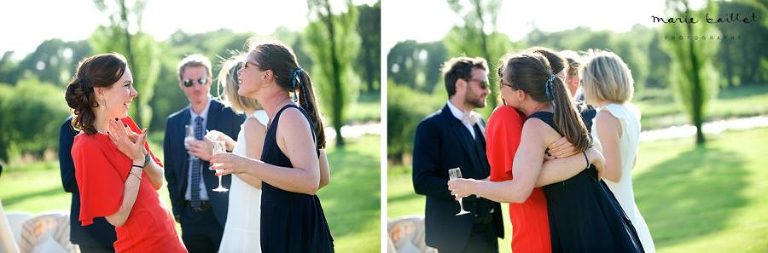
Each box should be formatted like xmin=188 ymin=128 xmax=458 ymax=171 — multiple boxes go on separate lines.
xmin=448 ymin=167 xmax=470 ymax=216
xmin=211 ymin=140 xmax=228 ymax=192
xmin=184 ymin=125 xmax=195 ymax=149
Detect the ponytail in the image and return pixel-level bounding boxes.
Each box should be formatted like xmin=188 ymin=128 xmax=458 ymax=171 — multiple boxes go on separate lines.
xmin=550 ymin=75 xmax=590 ymax=152
xmin=504 ymin=52 xmax=590 ymax=152
xmin=293 ymin=68 xmax=326 ymax=149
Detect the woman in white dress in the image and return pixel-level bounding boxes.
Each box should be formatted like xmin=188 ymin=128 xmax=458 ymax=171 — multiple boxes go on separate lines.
xmin=212 ymin=56 xmax=269 ymax=252
xmin=582 ymin=50 xmax=656 ymax=253
xmin=211 ymin=54 xmax=332 ymax=252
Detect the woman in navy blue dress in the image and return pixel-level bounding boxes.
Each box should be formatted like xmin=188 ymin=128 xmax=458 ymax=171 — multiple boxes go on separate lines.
xmin=212 ymin=40 xmax=333 ymax=253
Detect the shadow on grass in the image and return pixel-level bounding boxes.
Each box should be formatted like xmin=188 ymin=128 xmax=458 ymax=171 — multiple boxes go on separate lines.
xmin=319 ymin=146 xmax=380 ymax=240
xmin=387 ymin=188 xmax=422 ymax=203
xmin=2 ymin=185 xmax=63 ymax=207
xmin=635 ymin=145 xmax=747 ymax=249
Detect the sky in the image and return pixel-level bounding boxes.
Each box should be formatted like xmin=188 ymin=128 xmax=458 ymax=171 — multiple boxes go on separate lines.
xmin=0 ymin=0 xmax=375 ymax=60
xmin=382 ymin=0 xmax=681 ymax=51
xmin=2 ymin=0 xmax=704 ymax=60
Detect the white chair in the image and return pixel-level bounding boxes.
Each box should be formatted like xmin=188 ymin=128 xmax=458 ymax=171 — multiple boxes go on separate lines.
xmin=387 ymin=216 xmax=437 ymax=253
xmin=4 ymin=212 xmax=32 ymax=250
xmin=17 ymin=213 xmax=78 ymax=253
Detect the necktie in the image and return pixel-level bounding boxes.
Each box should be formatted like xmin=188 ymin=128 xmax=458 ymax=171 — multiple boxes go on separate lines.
xmin=190 ymin=116 xmax=204 ymax=209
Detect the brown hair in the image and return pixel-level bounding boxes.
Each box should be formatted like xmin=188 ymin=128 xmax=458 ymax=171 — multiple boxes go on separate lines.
xmin=559 ymin=50 xmax=582 ymax=78
xmin=502 ymin=52 xmax=590 ymax=151
xmin=177 ymin=54 xmax=212 ymax=80
xmin=64 ymin=53 xmax=128 ymax=135
xmin=528 ymin=47 xmax=566 ymax=76
xmin=441 ymin=57 xmax=487 ymax=97
xmin=247 ymin=40 xmax=326 ymax=149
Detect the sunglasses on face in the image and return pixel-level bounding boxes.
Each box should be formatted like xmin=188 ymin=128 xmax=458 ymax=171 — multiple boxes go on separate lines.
xmin=182 ymin=76 xmax=208 ymax=87
xmin=466 ymin=78 xmax=489 ymax=90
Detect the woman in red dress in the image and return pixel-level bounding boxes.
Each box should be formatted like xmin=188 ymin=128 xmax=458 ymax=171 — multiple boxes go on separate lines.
xmin=64 ymin=53 xmax=186 ymax=253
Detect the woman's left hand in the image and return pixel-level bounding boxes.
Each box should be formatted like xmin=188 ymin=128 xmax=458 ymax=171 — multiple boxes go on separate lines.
xmin=546 ymin=137 xmax=578 ymax=159
xmin=447 ymin=178 xmax=477 ymax=199
xmin=107 ymin=118 xmax=146 ymax=161
xmin=210 ymin=153 xmax=254 ymax=176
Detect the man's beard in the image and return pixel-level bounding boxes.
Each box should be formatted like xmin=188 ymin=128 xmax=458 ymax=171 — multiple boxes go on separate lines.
xmin=465 ymin=93 xmax=486 ymax=109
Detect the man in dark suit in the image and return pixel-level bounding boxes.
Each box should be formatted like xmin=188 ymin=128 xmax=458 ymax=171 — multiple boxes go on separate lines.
xmin=164 ymin=54 xmax=244 ymax=252
xmin=59 ymin=116 xmax=117 ymax=253
xmin=412 ymin=57 xmax=504 ymax=253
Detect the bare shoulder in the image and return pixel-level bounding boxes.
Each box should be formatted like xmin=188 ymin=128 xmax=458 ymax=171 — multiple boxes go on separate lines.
xmin=521 ymin=117 xmax=561 ymax=145
xmin=277 ymin=107 xmax=312 ymax=134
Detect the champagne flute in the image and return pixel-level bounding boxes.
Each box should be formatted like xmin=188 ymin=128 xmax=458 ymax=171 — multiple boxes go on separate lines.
xmin=184 ymin=125 xmax=195 ymax=150
xmin=211 ymin=140 xmax=228 ymax=192
xmin=448 ymin=167 xmax=470 ymax=216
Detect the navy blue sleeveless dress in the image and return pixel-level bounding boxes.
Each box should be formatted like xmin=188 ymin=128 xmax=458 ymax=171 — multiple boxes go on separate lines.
xmin=530 ymin=111 xmax=643 ymax=253
xmin=260 ymin=104 xmax=334 ymax=253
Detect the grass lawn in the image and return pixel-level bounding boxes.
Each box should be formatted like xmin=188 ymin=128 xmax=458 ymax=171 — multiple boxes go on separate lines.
xmin=346 ymin=91 xmax=381 ymax=124
xmin=1 ymin=134 xmax=381 ymax=253
xmin=636 ymin=85 xmax=768 ymax=130
xmin=388 ymin=127 xmax=768 ymax=253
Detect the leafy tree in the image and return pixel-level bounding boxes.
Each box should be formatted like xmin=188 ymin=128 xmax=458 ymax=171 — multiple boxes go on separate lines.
xmin=0 ymin=79 xmax=69 ymax=162
xmin=0 ymin=52 xmax=20 ymax=85
xmin=387 ymin=40 xmax=422 ymax=89
xmin=445 ymin=0 xmax=511 ymax=113
xmin=91 ymin=0 xmax=160 ymax=129
xmin=386 ymin=82 xmax=444 ymax=163
xmin=16 ymin=39 xmax=92 ymax=86
xmin=306 ymin=0 xmax=361 ymax=147
xmin=663 ymin=0 xmax=720 ymax=145
xmin=715 ymin=1 xmax=768 ymax=86
xmin=355 ymin=2 xmax=381 ymax=93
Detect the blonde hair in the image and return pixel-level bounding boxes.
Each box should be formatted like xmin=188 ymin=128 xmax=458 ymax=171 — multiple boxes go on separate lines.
xmin=581 ymin=50 xmax=634 ymax=105
xmin=217 ymin=54 xmax=261 ymax=114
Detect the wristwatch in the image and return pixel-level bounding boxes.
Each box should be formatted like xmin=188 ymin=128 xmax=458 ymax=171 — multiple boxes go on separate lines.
xmin=144 ymin=153 xmax=151 ymax=167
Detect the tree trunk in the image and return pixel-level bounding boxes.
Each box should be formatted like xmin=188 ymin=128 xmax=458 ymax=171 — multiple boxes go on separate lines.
xmin=119 ymin=0 xmax=141 ymax=127
xmin=472 ymin=0 xmax=497 ymax=109
xmin=684 ymin=11 xmax=705 ymax=145
xmin=321 ymin=0 xmax=345 ymax=147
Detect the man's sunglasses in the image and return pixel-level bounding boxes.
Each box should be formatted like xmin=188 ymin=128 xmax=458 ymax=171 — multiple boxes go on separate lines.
xmin=182 ymin=76 xmax=208 ymax=87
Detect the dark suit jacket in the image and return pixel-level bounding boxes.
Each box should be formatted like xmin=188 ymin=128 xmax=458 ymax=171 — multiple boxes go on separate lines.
xmin=163 ymin=99 xmax=244 ymax=226
xmin=412 ymin=104 xmax=504 ymax=251
xmin=58 ymin=116 xmax=117 ymax=248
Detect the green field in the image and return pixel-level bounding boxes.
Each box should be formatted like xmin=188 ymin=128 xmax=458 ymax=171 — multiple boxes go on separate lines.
xmin=636 ymin=85 xmax=768 ymax=130
xmin=1 ymin=134 xmax=381 ymax=253
xmin=388 ymin=127 xmax=768 ymax=253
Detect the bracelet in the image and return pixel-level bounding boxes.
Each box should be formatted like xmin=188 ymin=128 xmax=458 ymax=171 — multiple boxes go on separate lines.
xmin=132 ymin=164 xmax=145 ymax=169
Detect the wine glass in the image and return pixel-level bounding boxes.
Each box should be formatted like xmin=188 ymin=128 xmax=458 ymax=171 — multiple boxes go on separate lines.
xmin=448 ymin=167 xmax=470 ymax=216
xmin=184 ymin=125 xmax=195 ymax=150
xmin=211 ymin=140 xmax=228 ymax=192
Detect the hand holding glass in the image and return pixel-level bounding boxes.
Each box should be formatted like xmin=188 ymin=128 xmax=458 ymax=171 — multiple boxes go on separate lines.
xmin=448 ymin=167 xmax=470 ymax=215
xmin=211 ymin=140 xmax=228 ymax=192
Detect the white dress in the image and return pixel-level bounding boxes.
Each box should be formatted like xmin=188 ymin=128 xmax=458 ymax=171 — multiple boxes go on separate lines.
xmin=591 ymin=103 xmax=655 ymax=253
xmin=219 ymin=110 xmax=269 ymax=253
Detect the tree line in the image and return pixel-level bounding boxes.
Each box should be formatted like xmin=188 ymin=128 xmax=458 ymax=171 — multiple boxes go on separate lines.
xmin=387 ymin=0 xmax=768 ymax=163
xmin=0 ymin=0 xmax=380 ymax=163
